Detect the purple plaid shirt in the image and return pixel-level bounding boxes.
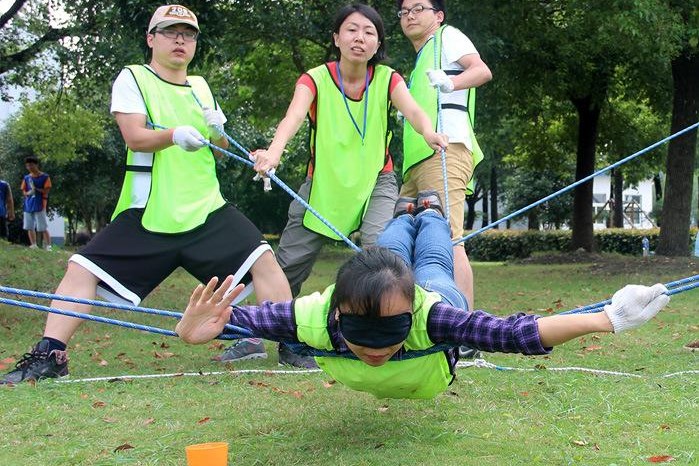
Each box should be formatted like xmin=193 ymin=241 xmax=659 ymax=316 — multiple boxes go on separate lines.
xmin=229 ymin=300 xmax=551 ymax=356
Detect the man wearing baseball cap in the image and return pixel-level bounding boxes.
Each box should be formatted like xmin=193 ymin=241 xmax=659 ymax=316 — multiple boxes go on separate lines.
xmin=1 ymin=5 xmax=304 ymax=385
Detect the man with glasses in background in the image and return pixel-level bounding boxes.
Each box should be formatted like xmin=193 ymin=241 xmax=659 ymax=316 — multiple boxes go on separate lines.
xmin=396 ymin=1 xmax=491 ymax=321
xmin=1 ymin=4 xmax=295 ymax=384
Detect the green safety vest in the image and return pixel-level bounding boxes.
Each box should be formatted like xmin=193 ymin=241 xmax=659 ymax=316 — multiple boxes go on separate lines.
xmin=111 ymin=65 xmax=225 ymax=233
xmin=303 ymin=64 xmax=393 ymax=240
xmin=403 ymin=25 xmax=483 ymax=195
xmin=294 ymin=284 xmax=455 ymax=399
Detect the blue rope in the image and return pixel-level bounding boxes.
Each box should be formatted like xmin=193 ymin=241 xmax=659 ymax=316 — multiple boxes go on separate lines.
xmin=433 ymin=35 xmax=451 ymax=222
xmin=151 ymin=122 xmax=361 ymax=253
xmin=0 ymin=285 xmax=253 ymax=336
xmin=454 ymin=120 xmax=699 ymax=246
xmin=0 ymin=296 xmax=246 ymax=340
xmin=559 ymin=274 xmax=699 ymax=315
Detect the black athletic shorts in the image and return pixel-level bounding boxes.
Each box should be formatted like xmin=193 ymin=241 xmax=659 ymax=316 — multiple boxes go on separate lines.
xmin=70 ymin=205 xmax=271 ymax=305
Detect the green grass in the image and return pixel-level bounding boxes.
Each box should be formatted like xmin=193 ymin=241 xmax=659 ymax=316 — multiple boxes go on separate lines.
xmin=0 ymin=241 xmax=697 ymax=465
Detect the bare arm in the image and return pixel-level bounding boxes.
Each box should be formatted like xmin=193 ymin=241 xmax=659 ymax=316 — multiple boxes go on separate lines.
xmin=390 ymin=81 xmax=448 ymax=150
xmin=253 ymin=84 xmax=314 ymax=174
xmin=450 ymin=54 xmax=492 ymax=91
xmin=536 ymin=312 xmax=613 ymax=347
xmin=114 ymin=112 xmax=176 ymax=153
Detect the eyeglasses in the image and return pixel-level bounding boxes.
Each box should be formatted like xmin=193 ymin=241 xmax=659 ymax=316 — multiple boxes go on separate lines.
xmin=397 ymin=4 xmax=438 ymax=18
xmin=155 ymin=28 xmax=198 ymax=42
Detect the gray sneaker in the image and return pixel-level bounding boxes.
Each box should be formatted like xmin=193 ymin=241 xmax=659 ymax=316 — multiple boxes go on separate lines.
xmin=416 ymin=190 xmax=444 ymax=216
xmin=214 ymin=339 xmax=268 ymax=362
xmin=278 ymin=343 xmax=318 ymax=369
xmin=393 ymin=197 xmax=417 ymax=218
xmin=458 ymin=346 xmax=482 ymax=359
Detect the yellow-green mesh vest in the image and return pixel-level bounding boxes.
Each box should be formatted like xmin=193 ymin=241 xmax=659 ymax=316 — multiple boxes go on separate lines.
xmin=294 ymin=284 xmax=454 ymax=399
xmin=303 ymin=64 xmax=393 ymax=240
xmin=402 ymin=25 xmax=483 ymax=195
xmin=111 ymin=65 xmax=226 ymax=233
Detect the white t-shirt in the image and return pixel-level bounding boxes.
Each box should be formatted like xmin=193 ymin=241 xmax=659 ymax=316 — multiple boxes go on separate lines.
xmin=439 ymin=25 xmax=480 ymax=148
xmin=110 ymin=66 xmax=226 ymax=209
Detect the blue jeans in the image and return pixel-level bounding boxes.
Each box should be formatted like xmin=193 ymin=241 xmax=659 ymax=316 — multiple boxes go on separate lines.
xmin=377 ymin=212 xmax=468 ymax=311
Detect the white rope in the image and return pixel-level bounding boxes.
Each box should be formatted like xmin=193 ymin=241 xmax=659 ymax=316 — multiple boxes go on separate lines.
xmin=55 ymin=359 xmax=697 ymax=384
xmin=57 ymin=368 xmax=322 ymax=384
xmin=456 ymin=359 xmax=698 ymax=379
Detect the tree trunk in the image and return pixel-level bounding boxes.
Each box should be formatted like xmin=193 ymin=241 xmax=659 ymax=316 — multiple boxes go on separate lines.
xmin=527 ymin=209 xmax=539 ymax=230
xmin=613 ymin=169 xmax=624 ymax=227
xmin=490 ymin=165 xmax=499 ymax=229
xmin=480 ymin=189 xmax=489 ymax=227
xmin=657 ymin=52 xmax=699 ymax=256
xmin=570 ymin=96 xmax=601 ymax=251
xmin=465 ymin=196 xmax=477 ymax=230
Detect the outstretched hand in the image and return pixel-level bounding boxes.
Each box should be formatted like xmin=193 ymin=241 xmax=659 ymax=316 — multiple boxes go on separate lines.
xmin=175 ymin=275 xmax=243 ymax=344
xmin=604 ymin=283 xmax=669 ymax=333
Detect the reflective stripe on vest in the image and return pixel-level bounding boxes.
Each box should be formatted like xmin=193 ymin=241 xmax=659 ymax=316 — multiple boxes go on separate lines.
xmin=294 ymin=284 xmax=454 ymax=399
xmin=111 ymin=65 xmax=225 ymax=233
xmin=302 ymin=64 xmax=393 ymax=240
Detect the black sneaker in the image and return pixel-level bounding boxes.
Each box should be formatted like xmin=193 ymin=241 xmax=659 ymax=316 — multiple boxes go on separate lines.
xmin=415 ymin=190 xmax=444 ymax=216
xmin=278 ymin=342 xmax=318 ymax=369
xmin=458 ymin=346 xmax=482 ymax=359
xmin=1 ymin=340 xmax=68 ymax=385
xmin=214 ymin=339 xmax=268 ymax=362
xmin=393 ymin=197 xmax=417 ymax=217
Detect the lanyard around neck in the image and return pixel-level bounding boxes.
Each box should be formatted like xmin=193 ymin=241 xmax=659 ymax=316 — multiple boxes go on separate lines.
xmin=336 ymin=61 xmax=370 ymax=145
xmin=408 ymin=35 xmax=435 ymax=91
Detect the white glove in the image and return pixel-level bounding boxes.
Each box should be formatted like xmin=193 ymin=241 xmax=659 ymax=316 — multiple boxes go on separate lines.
xmin=426 ymin=69 xmax=454 ymax=93
xmin=253 ymin=169 xmax=274 ymax=192
xmin=172 ymin=126 xmax=206 ymax=152
xmin=248 ymin=152 xmax=274 ymax=192
xmin=203 ymin=107 xmax=225 ymax=139
xmin=603 ymin=283 xmax=669 ymax=333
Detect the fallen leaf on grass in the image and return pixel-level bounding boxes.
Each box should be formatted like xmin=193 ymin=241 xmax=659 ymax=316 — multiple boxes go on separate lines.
xmin=553 ymin=299 xmax=564 ymax=309
xmin=143 ymin=418 xmax=155 ymax=425
xmin=249 ymin=380 xmax=270 ymax=388
xmin=584 ymin=345 xmax=603 ymax=352
xmin=658 ymin=424 xmax=670 ymax=431
xmin=102 ymin=417 xmax=117 ymax=423
xmin=208 ymin=342 xmax=225 ymax=351
xmin=113 ymin=443 xmax=134 ymax=452
xmin=92 ymin=401 xmax=106 ymax=408
xmin=323 ymin=380 xmax=336 ymax=388
xmin=519 ymin=391 xmax=529 ymax=397
xmin=377 ymin=405 xmax=389 ymax=413
xmin=571 ymin=440 xmax=588 ymax=447
xmin=153 ymin=351 xmax=174 ymax=359
xmin=197 ymin=417 xmax=211 ymax=425
xmin=648 ymin=455 xmax=674 ymax=463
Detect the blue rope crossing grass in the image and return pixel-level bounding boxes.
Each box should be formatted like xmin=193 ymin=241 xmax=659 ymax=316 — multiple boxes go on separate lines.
xmin=0 ymin=285 xmax=253 ymax=337
xmin=559 ymin=274 xmax=699 ymax=315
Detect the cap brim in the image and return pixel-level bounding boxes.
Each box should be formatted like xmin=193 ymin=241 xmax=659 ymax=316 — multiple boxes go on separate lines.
xmin=154 ymin=19 xmax=199 ymax=31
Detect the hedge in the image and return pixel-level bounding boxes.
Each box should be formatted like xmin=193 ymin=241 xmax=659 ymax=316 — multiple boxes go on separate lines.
xmin=463 ymin=228 xmax=699 ymax=261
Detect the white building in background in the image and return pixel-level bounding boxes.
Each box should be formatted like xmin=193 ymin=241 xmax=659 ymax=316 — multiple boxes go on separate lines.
xmin=467 ymin=175 xmax=658 ymax=231
xmin=591 ymin=175 xmax=656 ymax=229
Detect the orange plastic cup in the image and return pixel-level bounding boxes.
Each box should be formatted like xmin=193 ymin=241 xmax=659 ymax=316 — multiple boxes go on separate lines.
xmin=185 ymin=442 xmax=229 ymax=466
